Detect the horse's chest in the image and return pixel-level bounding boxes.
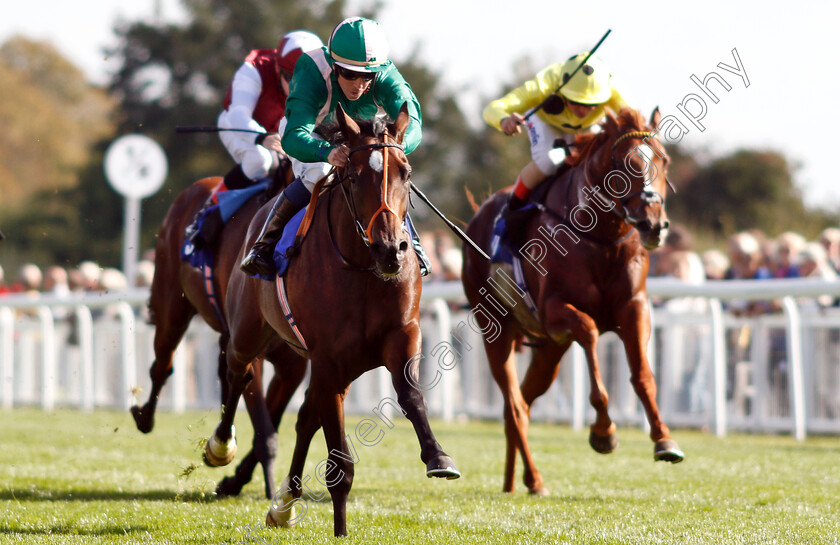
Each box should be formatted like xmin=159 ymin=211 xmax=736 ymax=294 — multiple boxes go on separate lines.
xmin=534 ymin=248 xmax=644 ymax=329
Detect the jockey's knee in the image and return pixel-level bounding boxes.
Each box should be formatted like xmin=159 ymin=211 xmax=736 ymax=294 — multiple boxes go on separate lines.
xmin=521 ymin=161 xmax=552 ymax=189
xmin=533 ymin=152 xmax=563 ymax=179
xmin=295 ymin=162 xmax=332 ymax=193
xmin=241 ymin=149 xmax=277 ymax=181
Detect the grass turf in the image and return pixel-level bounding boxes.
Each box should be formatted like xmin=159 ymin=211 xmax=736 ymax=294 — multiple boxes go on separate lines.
xmin=1 ymin=408 xmax=838 ymax=544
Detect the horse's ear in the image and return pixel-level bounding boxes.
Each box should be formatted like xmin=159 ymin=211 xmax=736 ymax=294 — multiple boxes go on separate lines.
xmin=392 ymin=103 xmax=411 ymax=144
xmin=650 ymin=106 xmax=662 ymax=128
xmin=603 ymin=108 xmax=619 ymax=134
xmin=336 ymin=102 xmax=360 ymax=139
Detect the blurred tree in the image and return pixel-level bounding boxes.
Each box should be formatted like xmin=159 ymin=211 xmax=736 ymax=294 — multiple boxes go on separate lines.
xmin=671 ymin=149 xmax=834 ymax=239
xmin=0 ymin=36 xmax=115 ymax=267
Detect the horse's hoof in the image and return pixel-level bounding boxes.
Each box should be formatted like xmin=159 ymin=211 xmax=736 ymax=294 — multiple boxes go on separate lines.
xmin=215 ymin=476 xmax=244 ymax=497
xmin=425 ymin=455 xmax=461 ymax=479
xmin=266 ymin=505 xmax=297 ymax=528
xmin=267 ymin=479 xmax=298 ymax=528
xmin=130 ymin=405 xmax=154 ymax=434
xmin=589 ymin=429 xmax=619 ymax=454
xmin=203 ymin=427 xmax=237 ymax=467
xmin=654 ymin=439 xmax=685 ymax=463
xmin=528 ymin=486 xmax=550 ymax=497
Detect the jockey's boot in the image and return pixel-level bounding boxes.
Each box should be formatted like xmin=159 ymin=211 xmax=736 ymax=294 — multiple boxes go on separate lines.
xmin=186 ymin=165 xmax=250 ymax=250
xmin=222 ymin=164 xmax=253 ymax=190
xmin=404 ymin=214 xmax=431 ymax=277
xmin=185 ymin=196 xmax=214 ymax=251
xmin=502 ymin=193 xmax=535 ymax=246
xmin=197 ymin=207 xmax=224 ymax=249
xmin=412 ymin=236 xmax=432 ymax=277
xmin=240 ymin=178 xmax=310 ymax=277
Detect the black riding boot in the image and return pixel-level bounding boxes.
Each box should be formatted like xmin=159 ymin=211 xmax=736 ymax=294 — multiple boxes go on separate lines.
xmin=186 ymin=165 xmax=252 ymax=250
xmin=240 ymin=191 xmax=305 ymax=276
xmin=184 ymin=194 xmax=224 ymax=250
xmin=502 ymin=193 xmax=535 ymax=246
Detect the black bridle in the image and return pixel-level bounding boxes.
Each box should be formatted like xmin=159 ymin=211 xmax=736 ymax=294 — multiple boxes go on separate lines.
xmin=318 ymin=138 xmax=409 ymax=270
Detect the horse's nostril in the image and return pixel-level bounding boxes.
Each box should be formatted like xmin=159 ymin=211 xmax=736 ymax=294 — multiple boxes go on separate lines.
xmin=399 ymin=240 xmax=409 ymax=253
xmin=662 ymin=220 xmax=670 ymax=229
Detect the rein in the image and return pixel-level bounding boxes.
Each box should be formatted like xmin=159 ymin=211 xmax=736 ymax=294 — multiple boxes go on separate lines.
xmin=314 ymin=136 xmax=407 ymax=271
xmin=337 ymin=138 xmax=406 ymax=247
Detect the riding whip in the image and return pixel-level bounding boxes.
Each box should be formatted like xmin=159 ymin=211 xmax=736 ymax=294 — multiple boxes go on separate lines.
xmin=524 ymin=28 xmax=612 ymax=120
xmin=410 ymin=182 xmax=491 ymax=261
xmin=175 ymin=126 xmax=271 ymax=135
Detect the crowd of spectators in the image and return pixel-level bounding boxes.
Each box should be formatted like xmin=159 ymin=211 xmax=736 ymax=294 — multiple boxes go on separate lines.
xmin=650 ymin=225 xmax=840 ymax=311
xmin=3 ymin=225 xmax=838 ymax=300
xmin=0 ymin=255 xmax=155 ymax=299
xmin=652 ymin=225 xmax=840 ymax=282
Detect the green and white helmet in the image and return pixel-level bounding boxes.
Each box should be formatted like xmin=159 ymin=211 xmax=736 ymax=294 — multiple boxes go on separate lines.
xmin=328 ymin=17 xmax=390 ymax=73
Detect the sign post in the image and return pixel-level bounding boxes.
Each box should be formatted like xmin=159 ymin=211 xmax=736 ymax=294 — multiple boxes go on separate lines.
xmin=104 ymin=135 xmax=168 ymax=288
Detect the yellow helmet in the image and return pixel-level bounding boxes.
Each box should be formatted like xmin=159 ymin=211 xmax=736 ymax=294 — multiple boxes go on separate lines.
xmin=558 ymin=53 xmax=612 ymax=105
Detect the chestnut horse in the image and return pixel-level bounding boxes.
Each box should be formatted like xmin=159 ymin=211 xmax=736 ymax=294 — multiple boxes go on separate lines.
xmin=130 ymin=166 xmax=308 ymax=499
xmin=204 ymin=104 xmax=460 ymax=537
xmin=462 ymin=108 xmax=684 ymax=495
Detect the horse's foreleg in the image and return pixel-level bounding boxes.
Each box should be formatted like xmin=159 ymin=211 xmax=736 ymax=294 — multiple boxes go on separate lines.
xmin=234 ymin=355 xmax=308 ymax=500
xmin=385 ymin=329 xmax=460 ymax=480
xmin=485 ymin=329 xmax=537 ymax=493
xmin=544 ymin=300 xmax=616 ymax=454
xmin=517 ymin=342 xmax=569 ymax=495
xmin=204 ymin=349 xmax=252 ymax=468
xmin=617 ymin=300 xmax=684 ymax=463
xmin=131 ymin=300 xmax=195 ymax=434
xmin=216 ymin=358 xmax=277 ymax=499
xmin=242 ymin=359 xmax=279 ymax=498
xmin=216 ymin=335 xmax=230 ymax=413
xmin=249 ymin=355 xmax=308 ymax=500
xmin=316 ymin=386 xmax=354 ymax=537
xmin=267 ymin=387 xmax=323 ymax=528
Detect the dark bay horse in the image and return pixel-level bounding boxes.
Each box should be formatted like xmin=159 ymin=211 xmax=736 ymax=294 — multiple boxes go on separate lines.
xmin=130 ymin=167 xmax=308 ymax=499
xmin=462 ymin=108 xmax=684 ymax=495
xmin=206 ymin=103 xmax=459 ymax=537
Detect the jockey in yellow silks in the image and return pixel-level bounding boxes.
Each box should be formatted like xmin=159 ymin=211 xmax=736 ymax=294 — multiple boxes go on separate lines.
xmin=482 ymin=53 xmax=631 ymax=236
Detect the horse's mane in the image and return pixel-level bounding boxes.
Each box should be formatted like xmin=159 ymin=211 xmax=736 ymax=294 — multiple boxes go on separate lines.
xmin=316 ymin=116 xmax=390 ymax=145
xmin=566 ymin=107 xmax=648 ymax=167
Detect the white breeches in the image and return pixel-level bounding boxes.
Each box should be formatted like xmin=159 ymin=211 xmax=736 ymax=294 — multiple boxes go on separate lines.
xmin=525 ymin=116 xmax=580 ymax=176
xmin=217 ymin=110 xmax=280 ymax=180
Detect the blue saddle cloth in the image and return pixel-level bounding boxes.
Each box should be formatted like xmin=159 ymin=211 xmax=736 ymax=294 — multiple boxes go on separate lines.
xmin=181 ymin=181 xmax=270 ymax=268
xmin=489 ymin=203 xmax=538 ymax=265
xmin=488 ymin=203 xmax=540 ymax=316
xmin=267 ymin=207 xmax=307 ymax=279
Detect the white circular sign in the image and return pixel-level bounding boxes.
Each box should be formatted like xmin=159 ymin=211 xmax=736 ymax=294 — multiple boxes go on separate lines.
xmin=104 ymin=134 xmax=168 ymax=199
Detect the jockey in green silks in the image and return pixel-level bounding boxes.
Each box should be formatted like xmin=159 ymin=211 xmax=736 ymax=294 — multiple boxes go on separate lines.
xmin=241 ymin=16 xmax=429 ymax=277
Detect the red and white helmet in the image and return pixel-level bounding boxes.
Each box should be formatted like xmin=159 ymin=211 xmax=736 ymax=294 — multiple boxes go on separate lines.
xmin=276 ymin=30 xmax=324 ymax=74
